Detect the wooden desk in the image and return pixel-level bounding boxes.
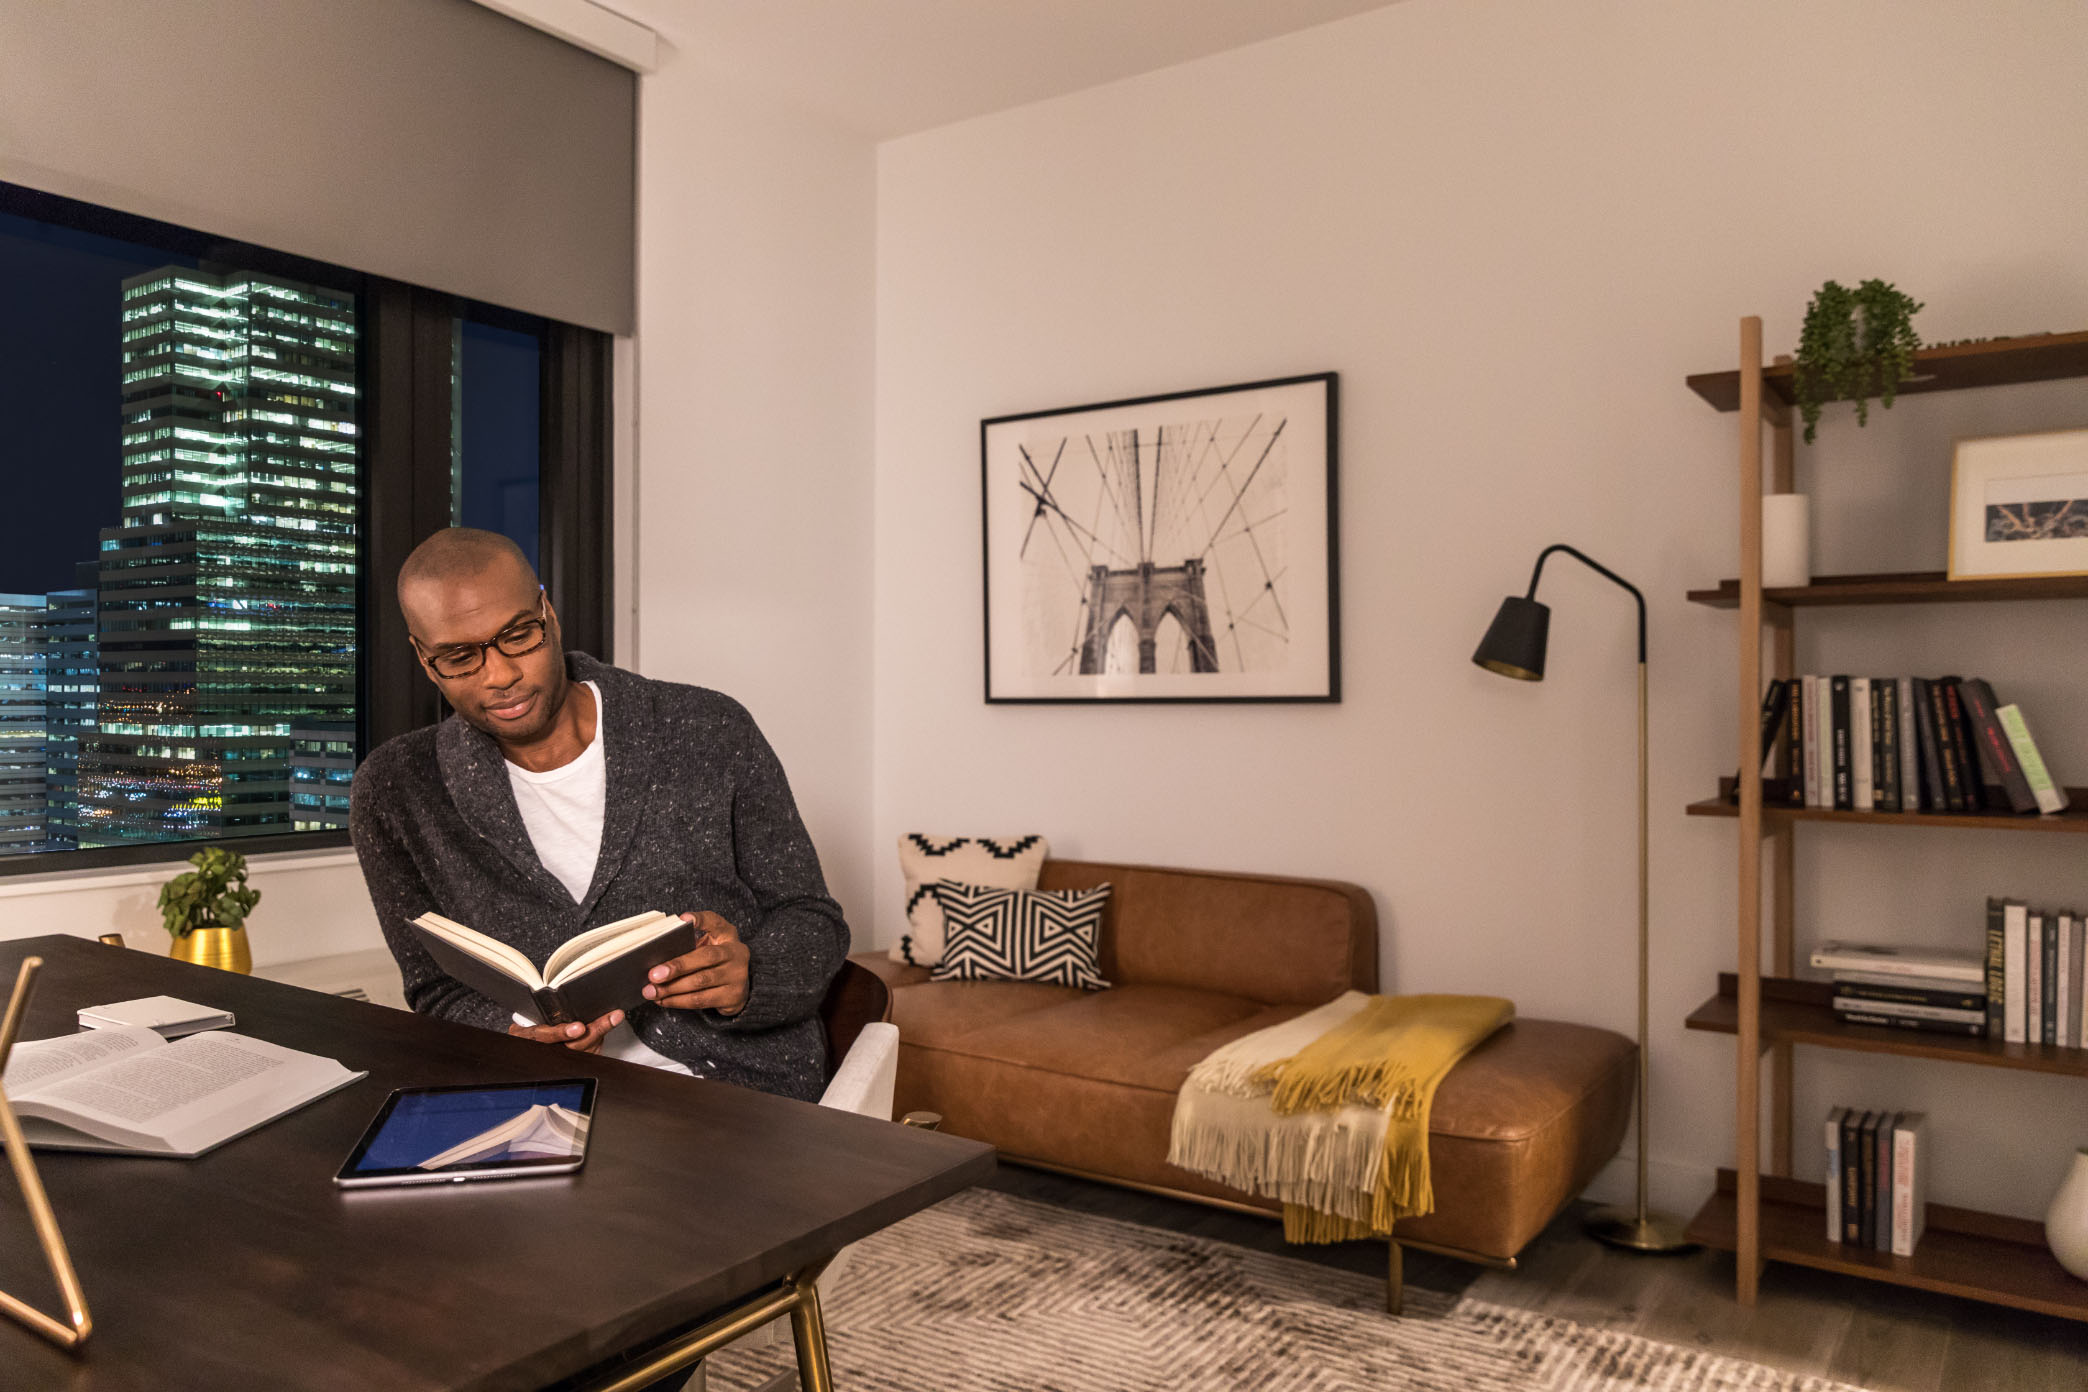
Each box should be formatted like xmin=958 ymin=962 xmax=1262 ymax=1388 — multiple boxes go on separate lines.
xmin=0 ymin=935 xmax=994 ymax=1391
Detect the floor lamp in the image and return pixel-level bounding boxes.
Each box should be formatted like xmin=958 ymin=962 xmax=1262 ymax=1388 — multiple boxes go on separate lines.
xmin=1472 ymin=543 xmax=1692 ymax=1254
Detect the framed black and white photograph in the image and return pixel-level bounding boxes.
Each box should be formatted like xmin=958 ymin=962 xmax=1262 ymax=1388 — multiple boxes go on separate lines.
xmin=982 ymin=373 xmax=1338 ymax=703
xmin=1948 ymin=426 xmax=2088 ymax=581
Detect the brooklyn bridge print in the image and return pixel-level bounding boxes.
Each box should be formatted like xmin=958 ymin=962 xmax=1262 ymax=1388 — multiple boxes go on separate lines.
xmin=983 ymin=374 xmax=1337 ymax=702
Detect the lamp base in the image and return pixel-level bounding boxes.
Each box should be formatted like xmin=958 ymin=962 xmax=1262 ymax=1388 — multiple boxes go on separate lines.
xmin=1584 ymin=1206 xmax=1697 ymax=1254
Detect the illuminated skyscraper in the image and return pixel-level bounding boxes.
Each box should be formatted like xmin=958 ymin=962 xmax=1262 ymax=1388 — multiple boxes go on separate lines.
xmin=77 ymin=267 xmax=359 ymax=847
xmin=39 ymin=582 xmax=97 ymax=850
xmin=0 ymin=595 xmax=48 ymax=851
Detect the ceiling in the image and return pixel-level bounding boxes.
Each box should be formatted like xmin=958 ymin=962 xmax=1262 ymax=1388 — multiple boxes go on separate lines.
xmin=593 ymin=0 xmax=1408 ymax=139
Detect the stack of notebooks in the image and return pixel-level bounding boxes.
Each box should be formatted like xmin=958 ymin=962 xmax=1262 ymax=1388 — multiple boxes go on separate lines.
xmin=1825 ymin=1107 xmax=1927 ymax=1256
xmin=1751 ymin=675 xmax=2068 ymax=815
xmin=1811 ymin=940 xmax=1988 ymax=1037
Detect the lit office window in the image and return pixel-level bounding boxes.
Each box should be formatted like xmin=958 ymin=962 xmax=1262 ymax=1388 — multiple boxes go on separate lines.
xmin=452 ymin=316 xmax=541 ymax=575
xmin=0 ymin=209 xmax=360 ymax=854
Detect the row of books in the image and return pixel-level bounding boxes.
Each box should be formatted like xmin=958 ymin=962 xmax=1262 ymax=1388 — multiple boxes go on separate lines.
xmin=1812 ymin=915 xmax=2088 ymax=1046
xmin=1825 ymin=1107 xmax=1927 ymax=1255
xmin=1753 ymin=675 xmax=2068 ymax=815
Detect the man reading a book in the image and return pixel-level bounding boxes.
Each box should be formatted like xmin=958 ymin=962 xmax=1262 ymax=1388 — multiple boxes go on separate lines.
xmin=350 ymin=528 xmax=850 ymax=1102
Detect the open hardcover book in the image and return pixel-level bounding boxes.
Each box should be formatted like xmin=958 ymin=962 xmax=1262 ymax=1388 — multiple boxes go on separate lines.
xmin=1 ymin=1025 xmax=365 ymax=1157
xmin=408 ymin=909 xmax=695 ymax=1026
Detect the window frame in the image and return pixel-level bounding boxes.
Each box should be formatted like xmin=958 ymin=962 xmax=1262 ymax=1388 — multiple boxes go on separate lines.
xmin=0 ymin=181 xmax=614 ymax=877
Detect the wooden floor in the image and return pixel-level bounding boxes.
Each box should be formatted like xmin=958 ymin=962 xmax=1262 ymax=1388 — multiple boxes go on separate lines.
xmin=984 ymin=1165 xmax=2088 ymax=1391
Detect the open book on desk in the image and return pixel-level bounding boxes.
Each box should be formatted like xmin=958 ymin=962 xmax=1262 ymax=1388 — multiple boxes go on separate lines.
xmin=1 ymin=1025 xmax=365 ymax=1157
xmin=408 ymin=909 xmax=694 ymax=1026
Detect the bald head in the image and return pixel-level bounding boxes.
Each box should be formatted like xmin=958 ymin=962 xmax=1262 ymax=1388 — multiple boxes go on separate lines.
xmin=398 ymin=527 xmax=536 ymax=602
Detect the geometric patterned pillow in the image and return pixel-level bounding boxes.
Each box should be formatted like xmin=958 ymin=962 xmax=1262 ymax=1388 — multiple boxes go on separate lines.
xmin=891 ymin=833 xmax=1050 ymax=968
xmin=926 ymin=882 xmax=1111 ymax=990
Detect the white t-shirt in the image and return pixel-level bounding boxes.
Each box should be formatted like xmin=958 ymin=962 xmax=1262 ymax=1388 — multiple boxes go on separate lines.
xmin=505 ymin=681 xmax=693 ymax=1077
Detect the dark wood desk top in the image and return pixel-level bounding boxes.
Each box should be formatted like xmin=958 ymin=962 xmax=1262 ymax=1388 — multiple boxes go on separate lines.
xmin=0 ymin=935 xmax=994 ymax=1392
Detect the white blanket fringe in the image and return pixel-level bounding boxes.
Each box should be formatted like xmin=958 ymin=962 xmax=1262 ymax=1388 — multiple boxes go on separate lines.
xmin=1168 ymin=991 xmax=1388 ymax=1218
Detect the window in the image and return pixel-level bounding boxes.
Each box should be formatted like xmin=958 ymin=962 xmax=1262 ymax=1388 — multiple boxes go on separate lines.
xmin=0 ymin=182 xmax=613 ymax=872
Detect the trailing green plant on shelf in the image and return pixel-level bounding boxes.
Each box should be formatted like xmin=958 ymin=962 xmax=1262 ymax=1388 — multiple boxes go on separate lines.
xmin=158 ymin=847 xmax=261 ymax=939
xmin=1792 ymin=279 xmax=1924 ymax=443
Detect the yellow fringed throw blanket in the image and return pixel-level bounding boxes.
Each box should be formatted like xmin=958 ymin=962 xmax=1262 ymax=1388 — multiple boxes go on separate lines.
xmin=1167 ymin=992 xmax=1513 ymax=1244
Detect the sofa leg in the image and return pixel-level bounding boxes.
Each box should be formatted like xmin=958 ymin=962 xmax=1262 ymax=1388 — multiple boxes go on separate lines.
xmin=1385 ymin=1239 xmax=1403 ymax=1316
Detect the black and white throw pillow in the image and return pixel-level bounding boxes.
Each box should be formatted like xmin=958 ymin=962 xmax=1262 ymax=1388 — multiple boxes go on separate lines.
xmin=892 ymin=834 xmax=1050 ymax=968
xmin=927 ymin=882 xmax=1112 ymax=990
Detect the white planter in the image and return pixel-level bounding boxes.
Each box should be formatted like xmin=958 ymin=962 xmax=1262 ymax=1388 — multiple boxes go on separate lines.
xmin=2049 ymin=1148 xmax=2088 ymax=1281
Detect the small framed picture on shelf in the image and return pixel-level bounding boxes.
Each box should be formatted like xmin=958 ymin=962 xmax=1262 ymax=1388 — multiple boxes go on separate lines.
xmin=1948 ymin=426 xmax=2088 ymax=580
xmin=980 ymin=372 xmax=1339 ymax=703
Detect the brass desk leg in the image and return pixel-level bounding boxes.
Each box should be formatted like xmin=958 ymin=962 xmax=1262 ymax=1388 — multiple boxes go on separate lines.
xmin=790 ymin=1266 xmax=835 ymax=1392
xmin=1386 ymin=1239 xmax=1404 ymax=1317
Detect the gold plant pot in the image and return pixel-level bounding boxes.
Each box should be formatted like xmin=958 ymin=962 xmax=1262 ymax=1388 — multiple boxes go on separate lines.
xmin=168 ymin=925 xmax=252 ymax=975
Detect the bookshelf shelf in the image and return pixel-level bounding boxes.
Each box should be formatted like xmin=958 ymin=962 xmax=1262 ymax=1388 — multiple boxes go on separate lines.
xmin=1684 ymin=330 xmax=2088 ymax=412
xmin=1686 ymin=571 xmax=2088 ymax=610
xmin=1685 ymin=793 xmax=2088 ymax=835
xmin=1684 ymin=974 xmax=2088 ymax=1079
xmin=1690 ymin=315 xmax=2088 ymax=1319
xmin=1687 ymin=1170 xmax=2088 ymax=1324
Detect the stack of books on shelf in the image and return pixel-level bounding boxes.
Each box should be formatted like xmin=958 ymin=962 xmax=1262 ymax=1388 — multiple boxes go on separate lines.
xmin=1986 ymin=899 xmax=2086 ymax=1047
xmin=1824 ymin=1107 xmax=1927 ymax=1256
xmin=1812 ymin=940 xmax=1988 ymax=1037
xmin=1751 ymin=675 xmax=2068 ymax=815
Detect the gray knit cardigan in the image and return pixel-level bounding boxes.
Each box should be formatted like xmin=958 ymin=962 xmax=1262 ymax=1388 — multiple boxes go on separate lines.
xmin=349 ymin=652 xmax=850 ymax=1101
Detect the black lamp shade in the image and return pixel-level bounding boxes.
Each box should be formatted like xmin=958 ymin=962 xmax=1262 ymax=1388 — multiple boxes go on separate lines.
xmin=1473 ymin=595 xmax=1550 ymax=681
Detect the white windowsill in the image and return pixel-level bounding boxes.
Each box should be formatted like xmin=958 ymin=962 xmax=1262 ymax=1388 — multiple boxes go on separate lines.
xmin=0 ymin=845 xmax=362 ymax=899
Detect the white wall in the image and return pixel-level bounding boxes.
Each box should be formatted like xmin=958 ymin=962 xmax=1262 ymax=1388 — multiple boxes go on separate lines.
xmin=630 ymin=30 xmax=880 ymax=943
xmin=872 ymin=0 xmax=2088 ymax=1219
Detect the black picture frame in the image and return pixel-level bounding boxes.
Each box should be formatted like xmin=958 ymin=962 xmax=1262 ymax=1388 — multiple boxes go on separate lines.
xmin=981 ymin=372 xmax=1339 ymax=704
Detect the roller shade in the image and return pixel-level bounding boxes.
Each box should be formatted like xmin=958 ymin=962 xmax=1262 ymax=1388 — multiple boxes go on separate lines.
xmin=0 ymin=0 xmax=634 ymax=335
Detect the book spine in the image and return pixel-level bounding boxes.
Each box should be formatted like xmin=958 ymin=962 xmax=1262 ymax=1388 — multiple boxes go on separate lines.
xmin=1875 ymin=1111 xmax=1896 ymax=1253
xmin=1825 ymin=1108 xmax=1844 ymax=1243
xmin=1831 ymin=676 xmax=1853 ymax=810
xmin=2005 ymin=902 xmax=2028 ymax=1043
xmin=1892 ymin=1121 xmax=1917 ymax=1257
xmin=532 ymin=987 xmax=574 ymax=1027
xmin=2031 ymin=912 xmax=2047 ymax=1044
xmin=1836 ymin=979 xmax=1988 ymax=1011
xmin=1877 ymin=677 xmax=1901 ymax=811
xmin=1852 ymin=677 xmax=1875 ymax=811
xmin=1763 ymin=677 xmax=1791 ymax=776
xmin=1986 ymin=897 xmax=2007 ymax=1041
xmin=1932 ymin=680 xmax=1971 ymax=811
xmin=2060 ymin=912 xmax=2076 ymax=1050
xmin=1858 ymin=1116 xmax=1878 ymax=1248
xmin=1944 ymin=679 xmax=1991 ymax=810
xmin=2072 ymin=915 xmax=2087 ymax=1052
xmin=1802 ymin=676 xmax=1822 ymax=808
xmin=1842 ymin=1111 xmax=1864 ymax=1244
xmin=1998 ymin=703 xmax=2070 ymax=815
xmin=1963 ymin=679 xmax=2039 ymax=814
xmin=1807 ymin=947 xmax=1983 ymax=982
xmin=2037 ymin=914 xmax=2054 ymax=1043
xmin=1832 ymin=997 xmax=1986 ymax=1025
xmin=1898 ymin=676 xmax=1920 ymax=811
xmin=1911 ymin=677 xmax=1945 ymax=813
xmin=1817 ymin=674 xmax=1836 ymax=809
xmin=1837 ymin=1010 xmax=1987 ymax=1037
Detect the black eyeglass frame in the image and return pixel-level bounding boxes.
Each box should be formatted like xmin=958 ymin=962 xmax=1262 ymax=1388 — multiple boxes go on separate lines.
xmin=411 ymin=588 xmax=552 ymax=680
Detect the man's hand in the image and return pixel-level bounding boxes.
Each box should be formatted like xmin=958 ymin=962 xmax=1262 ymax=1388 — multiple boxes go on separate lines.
xmin=642 ymin=912 xmax=750 ymax=1016
xmin=509 ymin=1008 xmax=623 ymax=1052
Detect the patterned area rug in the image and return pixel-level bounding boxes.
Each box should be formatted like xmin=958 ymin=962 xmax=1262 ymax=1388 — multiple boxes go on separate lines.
xmin=704 ymin=1188 xmax=1862 ymax=1391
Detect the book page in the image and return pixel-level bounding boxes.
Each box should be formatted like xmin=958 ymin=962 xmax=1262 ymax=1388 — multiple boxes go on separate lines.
xmin=2 ymin=1024 xmax=163 ymax=1098
xmin=19 ymin=1032 xmax=346 ymax=1150
xmin=413 ymin=911 xmax=544 ymax=988
xmin=544 ymin=910 xmax=672 ymax=984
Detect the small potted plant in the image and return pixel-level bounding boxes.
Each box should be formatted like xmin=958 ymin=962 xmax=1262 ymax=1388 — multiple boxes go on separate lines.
xmin=159 ymin=847 xmax=261 ymax=974
xmin=1792 ymin=278 xmax=1924 ymax=443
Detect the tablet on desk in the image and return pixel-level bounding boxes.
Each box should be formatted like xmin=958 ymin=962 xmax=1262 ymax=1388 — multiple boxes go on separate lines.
xmin=335 ymin=1079 xmax=597 ymax=1189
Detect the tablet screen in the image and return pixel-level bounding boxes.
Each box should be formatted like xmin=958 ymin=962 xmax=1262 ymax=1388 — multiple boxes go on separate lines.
xmin=339 ymin=1079 xmax=596 ymax=1181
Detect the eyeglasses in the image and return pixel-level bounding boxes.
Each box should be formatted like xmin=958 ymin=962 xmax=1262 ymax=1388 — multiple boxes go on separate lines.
xmin=414 ymin=590 xmax=551 ymax=680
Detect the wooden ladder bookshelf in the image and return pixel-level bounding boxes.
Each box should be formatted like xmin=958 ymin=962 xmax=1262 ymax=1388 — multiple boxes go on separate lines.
xmin=1688 ymin=321 xmax=2088 ymax=1320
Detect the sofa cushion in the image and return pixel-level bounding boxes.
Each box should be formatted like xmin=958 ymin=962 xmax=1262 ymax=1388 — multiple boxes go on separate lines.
xmin=892 ymin=833 xmax=1050 ymax=968
xmin=1036 ymin=861 xmax=1374 ymax=1006
xmin=929 ymin=882 xmax=1112 ymax=989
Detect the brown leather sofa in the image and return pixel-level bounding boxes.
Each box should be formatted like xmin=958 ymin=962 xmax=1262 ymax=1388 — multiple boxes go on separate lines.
xmin=856 ymin=858 xmax=1636 ymax=1310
